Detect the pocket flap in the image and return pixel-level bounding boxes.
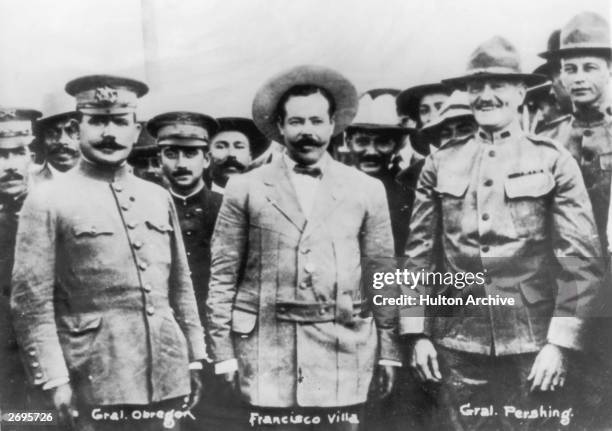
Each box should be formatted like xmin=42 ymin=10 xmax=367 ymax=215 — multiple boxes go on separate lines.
xmin=231 ymin=308 xmax=257 ymax=335
xmin=505 ymin=172 xmax=554 ymax=199
xmin=145 ymin=220 xmax=174 ymax=233
xmin=60 ymin=313 xmax=103 ymax=334
xmin=435 ymin=177 xmax=470 ymax=198
xmin=72 ymin=221 xmax=114 ymax=237
xmin=519 ymin=281 xmax=553 ymax=305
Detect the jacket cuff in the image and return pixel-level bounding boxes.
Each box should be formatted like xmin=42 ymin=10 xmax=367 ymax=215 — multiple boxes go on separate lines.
xmin=547 ymin=316 xmax=584 ymax=351
xmin=378 ymin=328 xmax=401 ymax=362
xmin=215 ymin=358 xmax=238 ymax=374
xmin=21 ymin=343 xmax=69 ymax=387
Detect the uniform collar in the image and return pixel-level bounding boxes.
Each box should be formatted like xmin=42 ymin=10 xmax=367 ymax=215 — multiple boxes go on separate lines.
xmin=475 ymin=121 xmax=523 ymax=145
xmin=77 ymin=157 xmax=131 ymax=183
xmin=572 ymin=103 xmax=610 ymax=127
xmin=169 ymin=182 xmax=205 ymax=203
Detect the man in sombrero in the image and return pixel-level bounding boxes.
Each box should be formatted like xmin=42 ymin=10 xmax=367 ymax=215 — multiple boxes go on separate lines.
xmin=206 ymin=65 xmax=404 ymax=430
xmin=404 ymin=37 xmax=602 ymax=429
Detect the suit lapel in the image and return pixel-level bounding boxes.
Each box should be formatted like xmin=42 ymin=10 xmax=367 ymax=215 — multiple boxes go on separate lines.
xmin=263 ymin=158 xmax=307 ymax=232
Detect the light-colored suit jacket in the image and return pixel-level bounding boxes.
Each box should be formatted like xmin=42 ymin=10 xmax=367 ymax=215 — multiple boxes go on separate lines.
xmin=207 ymin=155 xmax=400 ymax=408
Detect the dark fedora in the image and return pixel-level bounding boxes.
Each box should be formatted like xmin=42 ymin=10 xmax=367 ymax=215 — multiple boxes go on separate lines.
xmin=252 ymin=65 xmax=358 ymax=144
xmin=547 ymin=11 xmax=611 ymax=59
xmin=395 ymin=83 xmax=451 ymax=122
xmin=443 ymin=36 xmax=547 ymax=88
xmin=214 ymin=117 xmax=271 ymax=159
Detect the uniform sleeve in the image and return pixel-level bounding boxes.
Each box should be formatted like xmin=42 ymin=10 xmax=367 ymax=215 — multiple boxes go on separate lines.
xmin=167 ymin=193 xmax=207 ymax=361
xmin=360 ymin=178 xmax=401 ymax=362
xmin=10 ymin=187 xmax=69 ymax=386
xmin=402 ymin=155 xmax=440 ymax=336
xmin=548 ymin=151 xmax=604 ymax=350
xmin=206 ymin=176 xmax=250 ymax=362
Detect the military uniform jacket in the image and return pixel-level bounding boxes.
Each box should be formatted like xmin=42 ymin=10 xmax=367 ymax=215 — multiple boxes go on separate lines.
xmin=207 ymin=156 xmax=400 ymax=408
xmin=11 ymin=159 xmax=206 ymax=405
xmin=171 ymin=185 xmax=222 ymax=324
xmin=405 ymin=122 xmax=602 ymax=355
xmin=539 ymin=107 xmax=612 ymax=252
xmin=0 ymin=195 xmax=26 ymax=406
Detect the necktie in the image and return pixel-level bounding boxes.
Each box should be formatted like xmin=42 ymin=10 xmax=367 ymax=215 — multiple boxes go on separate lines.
xmin=293 ymin=164 xmax=322 ymax=178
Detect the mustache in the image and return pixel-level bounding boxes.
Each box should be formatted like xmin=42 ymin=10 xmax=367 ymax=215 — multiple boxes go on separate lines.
xmin=359 ymin=154 xmax=384 ymax=164
xmin=48 ymin=143 xmax=79 ymax=156
xmin=0 ymin=172 xmax=24 ymax=182
xmin=172 ymin=168 xmax=193 ymax=177
xmin=473 ymin=99 xmax=503 ymax=110
xmin=219 ymin=156 xmax=247 ymax=172
xmin=296 ymin=136 xmax=324 ymax=147
xmin=93 ymin=137 xmax=126 ymax=150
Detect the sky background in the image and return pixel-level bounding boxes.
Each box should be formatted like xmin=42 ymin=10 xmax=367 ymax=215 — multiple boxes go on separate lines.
xmin=0 ymin=0 xmax=610 ymax=119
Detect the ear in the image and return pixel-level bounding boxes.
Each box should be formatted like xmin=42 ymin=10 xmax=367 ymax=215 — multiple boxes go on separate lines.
xmin=202 ymin=151 xmax=211 ymax=169
xmin=276 ymin=120 xmax=285 ymax=138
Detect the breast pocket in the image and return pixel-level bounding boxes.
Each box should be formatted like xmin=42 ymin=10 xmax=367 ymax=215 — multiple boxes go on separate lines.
xmin=144 ymin=219 xmax=173 ymax=264
xmin=435 ymin=177 xmax=470 ymax=235
xmin=70 ymin=219 xmax=116 ymax=263
xmin=504 ymin=172 xmax=554 ymax=238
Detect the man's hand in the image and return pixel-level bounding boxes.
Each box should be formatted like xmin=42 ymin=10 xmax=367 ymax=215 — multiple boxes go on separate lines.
xmin=410 ymin=337 xmax=442 ymax=383
xmin=187 ymin=370 xmax=203 ymax=411
xmin=528 ymin=344 xmax=568 ymax=392
xmin=50 ymin=383 xmax=78 ymax=430
xmin=372 ymin=365 xmax=396 ymax=399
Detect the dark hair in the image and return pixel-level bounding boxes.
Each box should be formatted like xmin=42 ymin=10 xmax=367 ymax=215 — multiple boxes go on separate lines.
xmin=276 ymin=85 xmax=336 ymax=123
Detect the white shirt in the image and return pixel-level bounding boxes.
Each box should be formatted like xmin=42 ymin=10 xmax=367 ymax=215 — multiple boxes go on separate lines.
xmin=283 ymin=152 xmax=327 ymax=218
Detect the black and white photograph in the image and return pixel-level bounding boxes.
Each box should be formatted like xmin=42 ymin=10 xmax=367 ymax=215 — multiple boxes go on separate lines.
xmin=1 ymin=0 xmax=612 ymax=430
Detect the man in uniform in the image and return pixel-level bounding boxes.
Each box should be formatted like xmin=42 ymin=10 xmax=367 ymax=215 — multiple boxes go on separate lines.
xmin=0 ymin=108 xmax=41 ymax=416
xmin=32 ymin=93 xmax=80 ymax=181
xmin=127 ymin=122 xmax=167 ymax=187
xmin=207 ymin=117 xmax=269 ymax=194
xmin=538 ymin=12 xmax=612 ymax=253
xmin=405 ymin=37 xmax=602 ymax=430
xmin=11 ymin=75 xmax=206 ymax=431
xmin=148 ymin=111 xmax=224 ymax=430
xmin=206 ymin=65 xmax=402 ymax=430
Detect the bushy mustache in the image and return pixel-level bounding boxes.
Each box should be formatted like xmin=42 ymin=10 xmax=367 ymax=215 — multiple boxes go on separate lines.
xmin=473 ymin=99 xmax=503 ymax=110
xmin=93 ymin=136 xmax=126 ymax=150
xmin=296 ymin=136 xmax=323 ymax=147
xmin=218 ymin=156 xmax=246 ymax=172
xmin=48 ymin=143 xmax=79 ymax=156
xmin=0 ymin=171 xmax=24 ymax=182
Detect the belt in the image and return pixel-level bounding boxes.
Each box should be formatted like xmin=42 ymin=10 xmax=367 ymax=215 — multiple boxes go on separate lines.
xmin=275 ymin=300 xmax=370 ymax=324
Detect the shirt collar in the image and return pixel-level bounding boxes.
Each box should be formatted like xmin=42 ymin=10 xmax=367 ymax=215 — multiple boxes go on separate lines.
xmin=283 ymin=151 xmax=330 ymax=174
xmin=475 ymin=120 xmax=523 ymax=145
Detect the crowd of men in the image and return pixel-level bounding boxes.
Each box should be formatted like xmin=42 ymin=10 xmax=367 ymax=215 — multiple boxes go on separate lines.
xmin=1 ymin=9 xmax=611 ymax=431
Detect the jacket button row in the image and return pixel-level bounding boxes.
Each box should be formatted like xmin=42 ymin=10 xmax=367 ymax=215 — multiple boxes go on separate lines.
xmin=139 ymin=262 xmax=148 ymax=271
xmin=143 ymin=284 xmax=152 ymax=292
xmin=133 ymin=240 xmax=143 ymax=249
xmin=146 ymin=306 xmax=155 ymax=315
xmin=113 ymin=184 xmax=123 ymax=192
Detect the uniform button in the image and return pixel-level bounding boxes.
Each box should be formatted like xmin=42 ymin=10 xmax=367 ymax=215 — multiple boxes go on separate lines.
xmin=482 ymin=246 xmax=490 ymax=253
xmin=300 ymin=248 xmax=310 ymax=254
xmin=139 ymin=262 xmax=148 ymax=271
xmin=113 ymin=184 xmax=123 ymax=192
xmin=185 ymin=212 xmax=193 ymax=219
xmin=304 ymin=263 xmax=315 ymax=273
xmin=489 ymin=150 xmax=496 ymax=157
xmin=482 ymin=213 xmax=490 ymax=221
xmin=28 ymin=350 xmax=36 ymax=357
xmin=129 ymin=196 xmax=136 ymax=202
xmin=484 ymin=179 xmax=493 ymax=187
xmin=133 ymin=240 xmax=143 ymax=249
xmin=278 ymin=306 xmax=286 ymax=313
xmin=121 ymin=204 xmax=129 ymax=211
xmin=143 ymin=284 xmax=152 ymax=292
xmin=32 ymin=361 xmax=39 ymax=367
xmin=127 ymin=221 xmax=137 ymax=229
xmin=187 ymin=251 xmax=191 ymax=256
xmin=319 ymin=307 xmax=327 ymax=315
xmin=146 ymin=306 xmax=155 ymax=315
xmin=583 ymin=129 xmax=593 ymax=137
xmin=35 ymin=372 xmax=43 ymax=379
xmin=299 ymin=281 xmax=309 ymax=289
xmin=186 ymin=230 xmax=193 ymax=236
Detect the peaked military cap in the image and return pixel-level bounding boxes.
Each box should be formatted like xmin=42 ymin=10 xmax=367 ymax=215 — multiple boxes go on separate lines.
xmin=0 ymin=107 xmax=42 ymax=149
xmin=396 ymin=83 xmax=452 ymax=121
xmin=443 ymin=36 xmax=547 ymax=88
xmin=65 ymin=75 xmax=148 ymax=115
xmin=214 ymin=117 xmax=270 ymax=159
xmin=252 ymin=64 xmax=358 ymax=144
xmin=147 ymin=111 xmax=218 ymax=148
xmin=551 ymin=11 xmax=611 ymax=59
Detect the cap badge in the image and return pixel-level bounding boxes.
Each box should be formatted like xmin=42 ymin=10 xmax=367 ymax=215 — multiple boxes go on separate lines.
xmin=94 ymin=86 xmax=119 ymax=105
xmin=0 ymin=109 xmax=17 ymax=120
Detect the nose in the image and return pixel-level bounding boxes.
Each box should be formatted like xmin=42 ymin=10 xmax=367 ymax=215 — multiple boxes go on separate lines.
xmin=176 ymin=152 xmax=188 ymax=168
xmin=479 ymin=83 xmax=495 ymax=100
xmin=364 ymin=143 xmax=377 ymax=155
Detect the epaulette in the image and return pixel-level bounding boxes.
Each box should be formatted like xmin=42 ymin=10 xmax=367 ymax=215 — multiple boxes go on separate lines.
xmin=535 ymin=114 xmax=572 ymax=134
xmin=438 ymin=134 xmax=473 ymax=151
